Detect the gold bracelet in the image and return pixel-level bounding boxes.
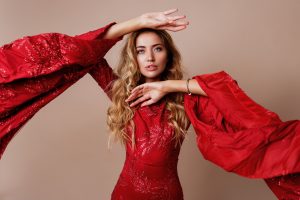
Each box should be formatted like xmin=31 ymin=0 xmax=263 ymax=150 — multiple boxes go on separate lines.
xmin=186 ymin=78 xmax=192 ymax=95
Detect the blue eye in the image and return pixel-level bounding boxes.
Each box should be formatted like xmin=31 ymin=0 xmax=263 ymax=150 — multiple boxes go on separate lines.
xmin=155 ymin=47 xmax=162 ymax=52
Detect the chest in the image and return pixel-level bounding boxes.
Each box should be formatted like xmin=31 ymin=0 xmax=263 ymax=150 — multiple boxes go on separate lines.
xmin=125 ymin=102 xmax=181 ymax=163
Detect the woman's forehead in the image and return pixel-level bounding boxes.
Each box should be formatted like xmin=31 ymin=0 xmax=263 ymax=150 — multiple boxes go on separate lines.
xmin=135 ymin=32 xmax=163 ymax=47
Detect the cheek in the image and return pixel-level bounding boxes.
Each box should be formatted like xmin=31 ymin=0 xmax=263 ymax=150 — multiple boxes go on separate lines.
xmin=136 ymin=56 xmax=146 ymax=74
xmin=136 ymin=55 xmax=144 ymax=69
xmin=159 ymin=53 xmax=168 ymax=66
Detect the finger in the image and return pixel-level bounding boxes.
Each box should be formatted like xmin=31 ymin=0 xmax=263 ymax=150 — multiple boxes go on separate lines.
xmin=126 ymin=86 xmax=142 ymax=101
xmin=163 ymin=19 xmax=189 ymax=27
xmin=126 ymin=92 xmax=137 ymax=102
xmin=130 ymin=95 xmax=150 ymax=107
xmin=168 ymin=15 xmax=186 ymax=21
xmin=141 ymin=99 xmax=154 ymax=107
xmin=126 ymin=89 xmax=143 ymax=102
xmin=158 ymin=21 xmax=189 ymax=30
xmin=168 ymin=26 xmax=188 ymax=32
xmin=131 ymin=84 xmax=144 ymax=94
xmin=158 ymin=25 xmax=188 ymax=32
xmin=158 ymin=20 xmax=170 ymax=27
xmin=163 ymin=8 xmax=178 ymax=15
xmin=169 ymin=20 xmax=189 ymax=26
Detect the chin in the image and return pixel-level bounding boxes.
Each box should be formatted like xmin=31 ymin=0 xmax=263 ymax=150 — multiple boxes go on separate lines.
xmin=141 ymin=74 xmax=161 ymax=82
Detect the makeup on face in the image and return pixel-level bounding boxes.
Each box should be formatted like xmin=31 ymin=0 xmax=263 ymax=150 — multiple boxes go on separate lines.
xmin=135 ymin=32 xmax=168 ymax=83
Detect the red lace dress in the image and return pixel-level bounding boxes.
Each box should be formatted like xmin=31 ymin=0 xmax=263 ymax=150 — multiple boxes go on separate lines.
xmin=0 ymin=22 xmax=300 ymax=199
xmin=89 ymin=58 xmax=186 ymax=199
xmin=111 ymin=99 xmax=185 ymax=199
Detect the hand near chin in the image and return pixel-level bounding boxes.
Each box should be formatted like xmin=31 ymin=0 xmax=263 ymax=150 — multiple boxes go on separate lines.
xmin=125 ymin=81 xmax=168 ymax=107
xmin=139 ymin=8 xmax=189 ymax=32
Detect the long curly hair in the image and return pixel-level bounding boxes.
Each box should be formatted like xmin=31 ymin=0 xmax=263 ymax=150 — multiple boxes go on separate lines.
xmin=107 ymin=28 xmax=190 ymax=148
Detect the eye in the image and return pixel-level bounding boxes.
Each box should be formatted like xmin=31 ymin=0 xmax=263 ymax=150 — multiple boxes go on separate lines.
xmin=136 ymin=49 xmax=144 ymax=54
xmin=154 ymin=47 xmax=163 ymax=52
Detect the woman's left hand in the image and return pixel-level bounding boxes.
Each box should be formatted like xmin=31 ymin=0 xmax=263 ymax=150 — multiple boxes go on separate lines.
xmin=125 ymin=81 xmax=168 ymax=107
xmin=139 ymin=8 xmax=189 ymax=32
xmin=103 ymin=8 xmax=188 ymax=40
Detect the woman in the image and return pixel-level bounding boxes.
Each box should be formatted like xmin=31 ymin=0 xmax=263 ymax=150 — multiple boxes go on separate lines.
xmin=104 ymin=26 xmax=206 ymax=200
xmin=0 ymin=9 xmax=299 ymax=200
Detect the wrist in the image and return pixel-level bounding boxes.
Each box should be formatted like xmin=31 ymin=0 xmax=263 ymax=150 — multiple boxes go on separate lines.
xmin=163 ymin=80 xmax=176 ymax=93
xmin=136 ymin=15 xmax=146 ymax=29
xmin=164 ymin=80 xmax=189 ymax=93
xmin=103 ymin=17 xmax=143 ymax=39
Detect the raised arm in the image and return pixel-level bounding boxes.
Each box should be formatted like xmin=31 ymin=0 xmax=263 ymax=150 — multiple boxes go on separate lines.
xmin=0 ymin=22 xmax=122 ymax=85
xmin=102 ymin=8 xmax=189 ymax=40
xmin=88 ymin=58 xmax=118 ymax=100
xmin=0 ymin=21 xmax=123 ymax=160
xmin=88 ymin=8 xmax=190 ymax=100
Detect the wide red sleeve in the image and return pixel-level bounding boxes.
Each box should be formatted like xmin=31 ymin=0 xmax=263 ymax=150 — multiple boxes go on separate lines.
xmin=88 ymin=58 xmax=118 ymax=100
xmin=0 ymin=22 xmax=122 ymax=160
xmin=184 ymin=70 xmax=300 ymax=199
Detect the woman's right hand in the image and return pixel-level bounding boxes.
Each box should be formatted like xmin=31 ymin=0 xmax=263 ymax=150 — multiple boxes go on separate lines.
xmin=125 ymin=81 xmax=169 ymax=107
xmin=139 ymin=8 xmax=189 ymax=32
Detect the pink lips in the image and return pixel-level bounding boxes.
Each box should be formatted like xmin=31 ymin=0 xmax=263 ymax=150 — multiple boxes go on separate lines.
xmin=145 ymin=64 xmax=158 ymax=71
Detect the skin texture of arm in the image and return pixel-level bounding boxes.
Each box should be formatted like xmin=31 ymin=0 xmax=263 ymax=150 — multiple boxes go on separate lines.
xmin=125 ymin=79 xmax=207 ymax=107
xmin=102 ymin=8 xmax=189 ymax=40
xmin=164 ymin=79 xmax=207 ymax=96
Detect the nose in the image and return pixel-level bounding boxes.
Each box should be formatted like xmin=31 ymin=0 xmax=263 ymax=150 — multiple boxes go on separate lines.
xmin=146 ymin=51 xmax=155 ymax=62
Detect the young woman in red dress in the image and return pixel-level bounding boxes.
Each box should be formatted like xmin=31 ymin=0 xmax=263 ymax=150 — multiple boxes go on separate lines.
xmin=0 ymin=8 xmax=299 ymax=200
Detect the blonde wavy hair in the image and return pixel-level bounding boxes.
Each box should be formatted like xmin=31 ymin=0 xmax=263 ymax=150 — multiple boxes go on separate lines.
xmin=107 ymin=28 xmax=190 ymax=148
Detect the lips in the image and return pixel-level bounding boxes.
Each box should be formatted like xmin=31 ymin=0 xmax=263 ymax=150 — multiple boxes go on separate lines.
xmin=145 ymin=64 xmax=158 ymax=71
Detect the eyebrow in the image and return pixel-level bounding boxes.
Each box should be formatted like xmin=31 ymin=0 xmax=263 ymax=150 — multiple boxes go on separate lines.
xmin=136 ymin=43 xmax=164 ymax=48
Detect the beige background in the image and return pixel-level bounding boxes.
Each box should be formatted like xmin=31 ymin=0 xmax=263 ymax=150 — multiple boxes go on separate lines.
xmin=0 ymin=0 xmax=299 ymax=199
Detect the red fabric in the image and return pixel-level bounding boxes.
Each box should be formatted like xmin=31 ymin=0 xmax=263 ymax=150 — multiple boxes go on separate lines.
xmin=91 ymin=61 xmax=185 ymax=199
xmin=0 ymin=22 xmax=122 ymax=159
xmin=80 ymin=62 xmax=300 ymax=199
xmin=184 ymin=71 xmax=300 ymax=199
xmin=111 ymin=98 xmax=184 ymax=200
xmin=0 ymin=24 xmax=299 ymax=199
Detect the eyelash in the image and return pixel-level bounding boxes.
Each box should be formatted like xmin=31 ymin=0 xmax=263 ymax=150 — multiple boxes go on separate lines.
xmin=155 ymin=47 xmax=162 ymax=52
xmin=137 ymin=47 xmax=163 ymax=54
xmin=136 ymin=50 xmax=144 ymax=54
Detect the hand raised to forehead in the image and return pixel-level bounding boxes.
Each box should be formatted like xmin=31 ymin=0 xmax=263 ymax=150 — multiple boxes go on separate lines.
xmin=139 ymin=8 xmax=189 ymax=32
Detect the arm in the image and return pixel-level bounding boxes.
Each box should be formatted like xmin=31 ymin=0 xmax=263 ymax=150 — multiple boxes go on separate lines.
xmin=77 ymin=8 xmax=189 ymax=41
xmin=102 ymin=8 xmax=189 ymax=40
xmin=164 ymin=79 xmax=207 ymax=96
xmin=183 ymin=71 xmax=300 ymax=200
xmin=125 ymin=79 xmax=207 ymax=107
xmin=88 ymin=8 xmax=189 ymax=100
xmin=88 ymin=59 xmax=117 ymax=100
xmin=0 ymin=21 xmax=122 ymax=159
xmin=0 ymin=22 xmax=121 ymax=84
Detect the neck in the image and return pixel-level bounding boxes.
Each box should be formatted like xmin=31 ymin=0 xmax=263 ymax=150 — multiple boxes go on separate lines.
xmin=145 ymin=77 xmax=161 ymax=83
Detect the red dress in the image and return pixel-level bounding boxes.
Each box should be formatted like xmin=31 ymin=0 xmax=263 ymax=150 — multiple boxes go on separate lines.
xmin=111 ymin=98 xmax=185 ymax=199
xmin=0 ymin=22 xmax=300 ymax=200
xmin=90 ymin=59 xmax=185 ymax=199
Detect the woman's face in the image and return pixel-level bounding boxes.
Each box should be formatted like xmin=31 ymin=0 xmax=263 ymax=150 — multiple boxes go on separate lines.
xmin=135 ymin=31 xmax=168 ymax=83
